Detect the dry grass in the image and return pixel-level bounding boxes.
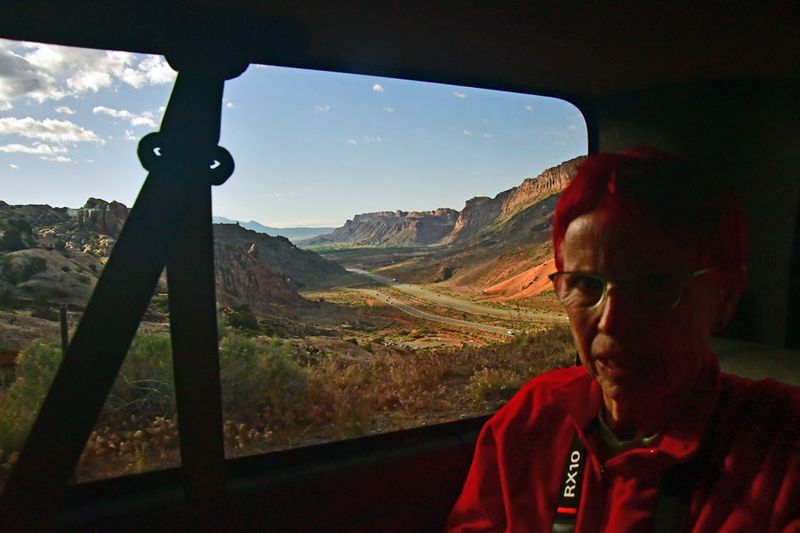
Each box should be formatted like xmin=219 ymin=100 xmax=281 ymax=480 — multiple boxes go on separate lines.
xmin=0 ymin=325 xmax=576 ymax=484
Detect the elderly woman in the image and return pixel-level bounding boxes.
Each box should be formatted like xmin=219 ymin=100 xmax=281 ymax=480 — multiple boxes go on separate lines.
xmin=446 ymin=150 xmax=800 ymax=532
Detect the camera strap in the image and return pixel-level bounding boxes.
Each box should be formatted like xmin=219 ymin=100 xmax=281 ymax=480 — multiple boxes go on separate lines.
xmin=551 ymin=432 xmax=701 ymax=533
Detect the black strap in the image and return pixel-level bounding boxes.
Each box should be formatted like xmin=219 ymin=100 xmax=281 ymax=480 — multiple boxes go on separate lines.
xmin=551 ymin=434 xmax=586 ymax=533
xmin=552 ymin=431 xmax=701 ymax=533
xmin=653 ymin=458 xmax=701 ymax=533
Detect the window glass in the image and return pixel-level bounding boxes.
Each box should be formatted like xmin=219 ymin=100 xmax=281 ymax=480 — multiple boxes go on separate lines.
xmin=213 ymin=66 xmax=586 ymax=457
xmin=0 ymin=38 xmax=177 ymax=483
xmin=0 ymin=37 xmax=587 ymax=479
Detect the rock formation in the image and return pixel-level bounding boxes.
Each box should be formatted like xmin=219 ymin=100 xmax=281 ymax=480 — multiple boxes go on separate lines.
xmin=213 ymin=224 xmax=352 ymax=290
xmin=213 ymin=239 xmax=308 ymax=314
xmin=75 ymin=198 xmax=130 ymax=238
xmin=307 ymin=208 xmax=459 ymax=247
xmin=311 ymin=156 xmax=585 ymax=248
xmin=442 ymin=156 xmax=584 ymax=244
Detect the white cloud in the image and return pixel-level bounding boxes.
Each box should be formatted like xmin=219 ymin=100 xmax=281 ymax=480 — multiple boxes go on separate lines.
xmin=225 ymin=101 xmax=235 ymax=109
xmin=383 ymin=107 xmax=395 ymax=113
xmin=452 ymin=91 xmax=467 ymax=98
xmin=0 ymin=39 xmax=175 ymax=104
xmin=86 ymin=159 xmax=95 ymax=163
xmin=0 ymin=142 xmax=68 ymax=155
xmin=124 ymin=129 xmax=138 ymax=141
xmin=524 ymin=105 xmax=534 ymax=112
xmin=40 ymin=155 xmax=71 ymax=163
xmin=462 ymin=129 xmax=472 ymax=136
xmin=0 ymin=116 xmax=101 ymax=144
xmin=8 ymin=163 xmax=19 ymax=169
xmin=372 ymin=83 xmax=384 ymax=93
xmin=93 ymin=105 xmax=157 ymax=127
xmin=362 ymin=135 xmax=382 ymax=143
xmin=120 ymin=55 xmax=175 ymax=89
xmin=347 ymin=139 xmax=358 ymax=145
xmin=0 ymin=101 xmax=11 ymax=111
xmin=54 ymin=105 xmax=76 ymax=114
xmin=315 ymin=104 xmax=331 ymax=113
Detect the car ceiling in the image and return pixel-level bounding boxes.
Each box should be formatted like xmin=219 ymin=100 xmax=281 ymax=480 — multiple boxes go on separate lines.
xmin=1 ymin=1 xmax=798 ymax=101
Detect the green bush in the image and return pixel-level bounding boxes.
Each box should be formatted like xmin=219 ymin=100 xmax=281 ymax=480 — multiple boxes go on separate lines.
xmin=105 ymin=333 xmax=175 ymax=419
xmin=0 ymin=227 xmax=26 ymax=252
xmin=219 ymin=333 xmax=308 ymax=425
xmin=8 ymin=219 xmax=32 ymax=235
xmin=0 ymin=339 xmax=63 ymax=451
xmin=225 ymin=304 xmax=259 ymax=333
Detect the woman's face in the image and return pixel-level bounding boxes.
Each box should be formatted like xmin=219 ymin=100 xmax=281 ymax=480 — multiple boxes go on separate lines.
xmin=560 ymin=204 xmax=721 ymax=418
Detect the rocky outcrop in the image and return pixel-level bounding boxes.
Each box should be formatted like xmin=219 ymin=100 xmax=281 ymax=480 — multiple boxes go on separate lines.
xmin=213 ymin=240 xmax=308 ymax=314
xmin=213 ymin=224 xmax=352 ymax=290
xmin=75 ymin=198 xmax=130 ymax=238
xmin=307 ymin=208 xmax=459 ymax=247
xmin=499 ymin=156 xmax=584 ymax=219
xmin=442 ymin=156 xmax=584 ymax=244
xmin=442 ymin=196 xmax=503 ymax=244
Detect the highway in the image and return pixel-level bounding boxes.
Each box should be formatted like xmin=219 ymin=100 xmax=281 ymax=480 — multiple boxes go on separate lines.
xmin=348 ymin=268 xmax=567 ymax=324
xmin=358 ymin=288 xmax=516 ymax=336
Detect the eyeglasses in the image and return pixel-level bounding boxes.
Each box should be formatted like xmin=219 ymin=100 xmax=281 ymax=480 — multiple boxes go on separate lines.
xmin=547 ymin=267 xmax=718 ymax=310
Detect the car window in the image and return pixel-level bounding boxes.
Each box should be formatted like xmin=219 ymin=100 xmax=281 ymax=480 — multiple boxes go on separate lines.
xmin=0 ymin=38 xmax=587 ymax=482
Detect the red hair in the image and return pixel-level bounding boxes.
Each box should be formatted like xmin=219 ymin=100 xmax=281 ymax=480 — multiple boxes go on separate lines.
xmin=552 ymin=148 xmax=747 ymax=270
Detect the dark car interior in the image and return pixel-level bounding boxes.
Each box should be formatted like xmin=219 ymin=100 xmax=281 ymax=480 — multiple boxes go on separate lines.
xmin=0 ymin=2 xmax=798 ymax=531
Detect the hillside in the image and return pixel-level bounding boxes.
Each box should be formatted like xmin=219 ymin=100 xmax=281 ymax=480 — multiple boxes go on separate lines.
xmin=212 ymin=224 xmax=354 ymax=291
xmin=0 ymin=200 xmax=352 ymax=316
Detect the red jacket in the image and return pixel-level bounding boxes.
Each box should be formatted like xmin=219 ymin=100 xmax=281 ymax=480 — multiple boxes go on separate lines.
xmin=447 ymin=361 xmax=800 ymax=532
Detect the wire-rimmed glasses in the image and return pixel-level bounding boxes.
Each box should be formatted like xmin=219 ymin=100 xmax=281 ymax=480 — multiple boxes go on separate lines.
xmin=547 ymin=267 xmax=718 ymax=310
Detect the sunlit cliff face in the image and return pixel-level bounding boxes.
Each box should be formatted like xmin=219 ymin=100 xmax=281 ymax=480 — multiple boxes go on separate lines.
xmin=560 ymin=202 xmax=720 ymax=435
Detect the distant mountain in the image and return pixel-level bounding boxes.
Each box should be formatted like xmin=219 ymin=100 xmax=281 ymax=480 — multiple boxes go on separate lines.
xmin=308 ymin=156 xmax=585 ymax=249
xmin=304 ymin=208 xmax=459 ymax=247
xmin=211 ymin=216 xmax=334 ymax=242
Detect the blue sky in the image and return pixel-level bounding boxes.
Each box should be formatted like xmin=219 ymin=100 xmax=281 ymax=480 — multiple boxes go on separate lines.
xmin=1 ymin=39 xmax=587 ymax=227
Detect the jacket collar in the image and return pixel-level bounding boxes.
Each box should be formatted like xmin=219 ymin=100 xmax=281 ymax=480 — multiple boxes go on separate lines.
xmin=552 ymin=353 xmax=721 ymax=465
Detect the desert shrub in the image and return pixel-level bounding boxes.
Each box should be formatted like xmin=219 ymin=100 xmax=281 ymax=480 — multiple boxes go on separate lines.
xmin=105 ymin=332 xmax=175 ymax=419
xmin=8 ymin=219 xmax=32 ymax=235
xmin=219 ymin=333 xmax=309 ymax=428
xmin=0 ymin=227 xmax=26 ymax=252
xmin=0 ymin=339 xmax=62 ymax=451
xmin=466 ymin=367 xmax=526 ymax=403
xmin=219 ymin=333 xmax=262 ymax=412
xmin=225 ymin=304 xmax=259 ymax=333
xmin=54 ymin=239 xmax=66 ymax=251
xmin=78 ymin=274 xmax=90 ymax=284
